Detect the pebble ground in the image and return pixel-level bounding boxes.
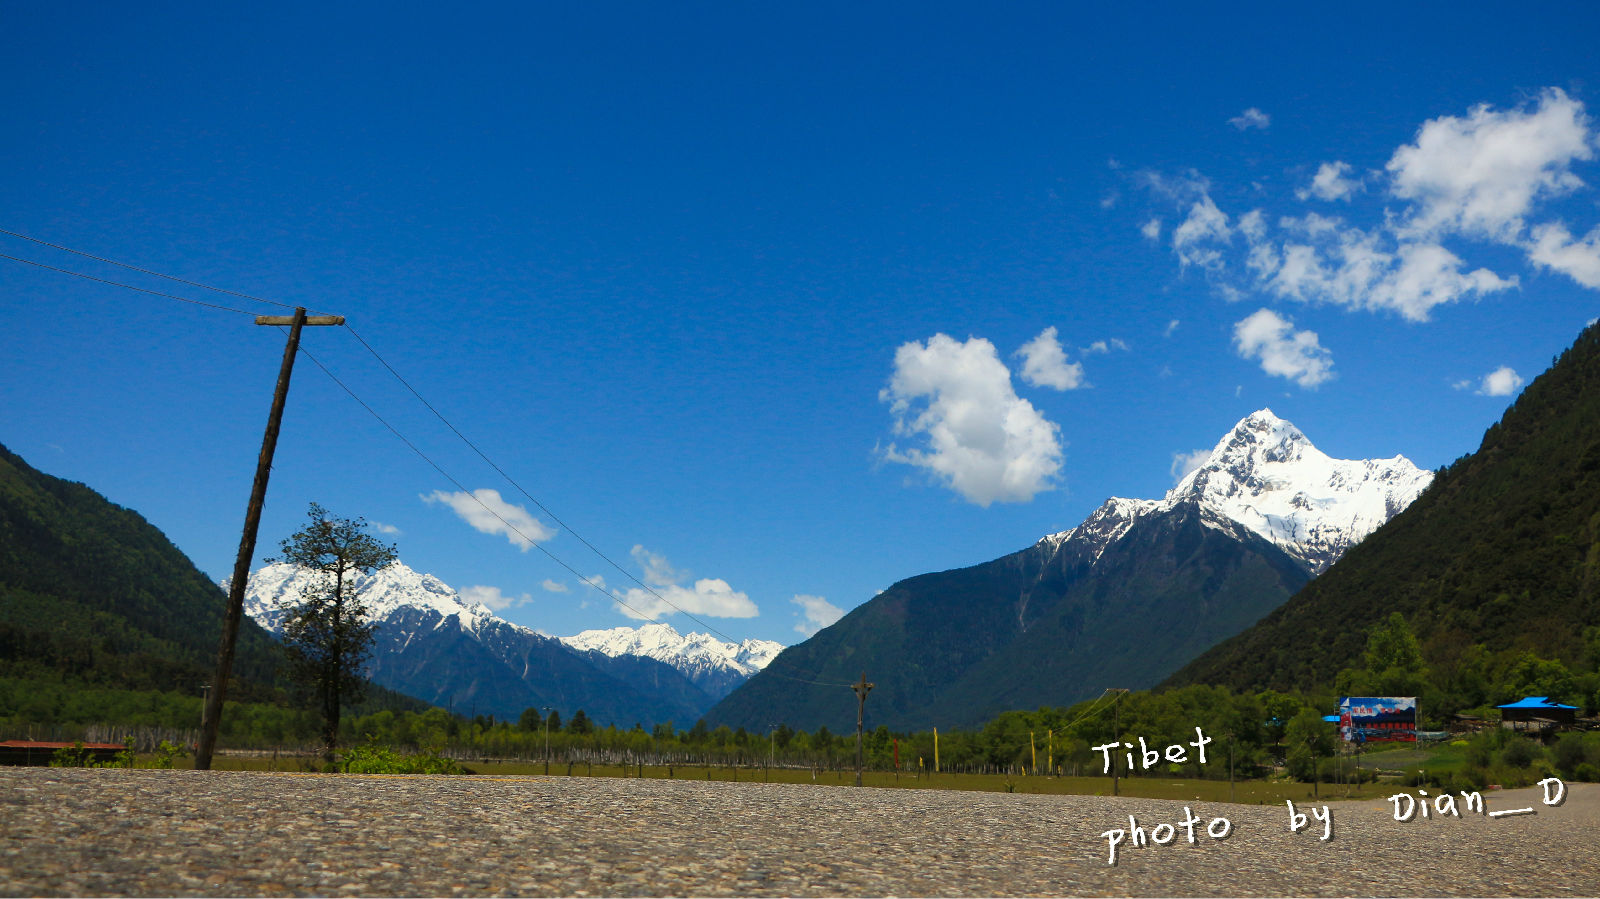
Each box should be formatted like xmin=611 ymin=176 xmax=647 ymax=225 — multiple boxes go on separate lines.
xmin=3 ymin=768 xmax=1597 ymax=896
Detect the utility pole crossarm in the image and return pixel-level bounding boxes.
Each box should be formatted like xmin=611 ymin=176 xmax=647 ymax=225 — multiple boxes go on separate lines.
xmin=255 ymin=314 xmax=345 ymax=326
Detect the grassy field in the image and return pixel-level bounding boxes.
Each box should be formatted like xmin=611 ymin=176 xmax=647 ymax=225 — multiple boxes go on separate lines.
xmin=196 ymin=754 xmax=1395 ymax=804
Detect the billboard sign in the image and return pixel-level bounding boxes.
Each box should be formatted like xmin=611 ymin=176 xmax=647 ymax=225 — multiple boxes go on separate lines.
xmin=1339 ymin=696 xmax=1417 ymax=743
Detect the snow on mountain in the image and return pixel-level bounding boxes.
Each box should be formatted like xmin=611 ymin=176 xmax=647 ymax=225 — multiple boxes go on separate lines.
xmin=560 ymin=623 xmax=783 ymax=699
xmin=1041 ymin=409 xmax=1432 ymax=574
xmin=235 ymin=561 xmax=782 ymax=703
xmin=234 ymin=560 xmax=506 ymax=638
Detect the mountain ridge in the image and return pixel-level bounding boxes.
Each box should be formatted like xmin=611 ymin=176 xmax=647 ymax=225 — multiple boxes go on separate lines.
xmin=1165 ymin=322 xmax=1600 ymax=693
xmin=707 ymin=409 xmax=1428 ymax=731
xmin=236 ymin=561 xmax=782 ymax=723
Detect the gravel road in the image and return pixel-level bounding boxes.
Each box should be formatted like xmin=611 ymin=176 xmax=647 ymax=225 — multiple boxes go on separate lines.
xmin=2 ymin=768 xmax=1596 ymax=896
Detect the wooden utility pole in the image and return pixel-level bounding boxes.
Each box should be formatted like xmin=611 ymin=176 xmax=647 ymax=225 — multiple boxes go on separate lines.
xmin=1107 ymin=688 xmax=1129 ymax=796
xmin=195 ymin=308 xmax=344 ymax=770
xmin=852 ymin=672 xmax=873 ymax=787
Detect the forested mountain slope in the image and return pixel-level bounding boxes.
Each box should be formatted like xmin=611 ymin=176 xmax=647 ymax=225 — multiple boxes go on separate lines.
xmin=709 ymin=409 xmax=1425 ymax=732
xmin=1166 ymin=322 xmax=1600 ymax=693
xmin=0 ymin=442 xmax=424 ymax=719
xmin=0 ymin=442 xmax=286 ymax=698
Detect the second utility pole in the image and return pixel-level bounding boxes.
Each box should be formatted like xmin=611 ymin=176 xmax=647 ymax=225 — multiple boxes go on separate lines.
xmin=852 ymin=672 xmax=874 ymax=787
xmin=195 ymin=307 xmax=344 ymax=771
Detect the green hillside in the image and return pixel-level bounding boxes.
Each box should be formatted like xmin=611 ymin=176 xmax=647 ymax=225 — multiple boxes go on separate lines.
xmin=1166 ymin=322 xmax=1600 ymax=697
xmin=0 ymin=442 xmax=288 ymax=698
xmin=0 ymin=442 xmax=426 ymax=728
xmin=708 ymin=500 xmax=1310 ymax=732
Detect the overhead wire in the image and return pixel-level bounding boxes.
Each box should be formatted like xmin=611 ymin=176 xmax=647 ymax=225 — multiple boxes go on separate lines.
xmin=290 ymin=340 xmax=666 ymax=624
xmin=342 ymin=325 xmax=853 ymax=688
xmin=0 ymin=228 xmax=854 ymax=689
xmin=0 ymin=251 xmax=258 ymax=317
xmin=295 ymin=333 xmax=852 ymax=689
xmin=0 ymin=227 xmax=307 ymax=313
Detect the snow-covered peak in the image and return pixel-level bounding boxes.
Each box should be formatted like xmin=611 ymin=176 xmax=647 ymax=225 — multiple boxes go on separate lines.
xmin=561 ymin=623 xmax=784 ymax=681
xmin=1039 ymin=410 xmax=1431 ymax=575
xmin=1166 ymin=410 xmax=1431 ymax=572
xmin=234 ymin=560 xmax=504 ymax=637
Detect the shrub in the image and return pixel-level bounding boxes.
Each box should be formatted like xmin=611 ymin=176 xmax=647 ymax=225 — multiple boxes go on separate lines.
xmin=1499 ymin=738 xmax=1539 ymax=769
xmin=339 ymin=738 xmax=465 ymax=775
xmin=49 ymin=742 xmax=92 ymax=768
xmin=1446 ymin=766 xmax=1488 ymax=792
xmin=153 ymin=740 xmax=187 ymax=769
xmin=1552 ymin=734 xmax=1587 ymax=777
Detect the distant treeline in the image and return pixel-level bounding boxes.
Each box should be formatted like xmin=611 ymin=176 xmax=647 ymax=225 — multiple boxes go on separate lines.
xmin=5 ymin=611 xmax=1597 ymax=779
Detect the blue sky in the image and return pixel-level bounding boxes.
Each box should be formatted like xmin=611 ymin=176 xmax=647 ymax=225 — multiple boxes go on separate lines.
xmin=3 ymin=3 xmax=1598 ymax=645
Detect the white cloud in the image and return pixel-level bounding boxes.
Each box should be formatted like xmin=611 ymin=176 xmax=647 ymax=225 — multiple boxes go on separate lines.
xmin=630 ymin=544 xmax=685 ymax=588
xmin=881 ymin=333 xmax=1064 ymax=506
xmin=1229 ymin=108 xmax=1271 ymax=131
xmin=1015 ymin=326 xmax=1086 ymax=391
xmin=1528 ymin=222 xmax=1600 ymax=288
xmin=1163 ymin=319 xmax=1180 ymax=337
xmin=1172 ymin=195 xmax=1232 ymax=270
xmin=422 ymin=488 xmax=555 ymax=551
xmin=605 ymin=548 xmax=755 ymax=620
xmin=1477 ymin=366 xmax=1525 ymax=397
xmin=791 ymin=594 xmax=844 ymax=637
xmin=540 ymin=579 xmax=569 ymax=593
xmin=1247 ymin=215 xmax=1516 ymax=321
xmin=614 ymin=579 xmax=757 ymax=620
xmin=1368 ymin=242 xmax=1517 ymax=321
xmin=1083 ymin=337 xmax=1129 ymax=354
xmin=368 ymin=520 xmax=402 ymax=536
xmin=1232 ymin=308 xmax=1335 ymax=388
xmin=460 ymin=585 xmax=532 ymax=612
xmin=1141 ymin=218 xmax=1162 ymax=241
xmin=1170 ymin=449 xmax=1212 ymax=484
xmin=1298 ymin=161 xmax=1362 ymax=202
xmin=1145 ymin=89 xmax=1595 ymax=322
xmin=1388 ymin=88 xmax=1594 ymax=242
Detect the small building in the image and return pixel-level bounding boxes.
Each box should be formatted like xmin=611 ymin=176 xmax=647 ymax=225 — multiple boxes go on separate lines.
xmin=0 ymin=740 xmax=125 ymax=767
xmin=1496 ymin=696 xmax=1579 ymax=738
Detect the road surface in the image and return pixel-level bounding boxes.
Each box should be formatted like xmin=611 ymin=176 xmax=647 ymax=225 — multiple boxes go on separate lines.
xmin=3 ymin=768 xmax=1595 ymax=896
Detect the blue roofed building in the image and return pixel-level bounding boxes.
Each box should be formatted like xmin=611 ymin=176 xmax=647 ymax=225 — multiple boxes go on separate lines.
xmin=1496 ymin=696 xmax=1579 ymax=736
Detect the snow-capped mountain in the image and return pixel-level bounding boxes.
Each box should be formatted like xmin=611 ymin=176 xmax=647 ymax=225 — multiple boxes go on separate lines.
xmin=561 ymin=623 xmax=783 ymax=700
xmin=1040 ymin=409 xmax=1432 ymax=574
xmin=709 ymin=408 xmax=1431 ymax=732
xmin=233 ymin=561 xmax=761 ymax=725
xmin=237 ymin=560 xmax=502 ymax=639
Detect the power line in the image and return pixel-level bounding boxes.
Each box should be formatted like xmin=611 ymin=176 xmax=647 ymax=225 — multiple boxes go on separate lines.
xmin=290 ymin=341 xmax=665 ymax=623
xmin=293 ymin=339 xmax=848 ymax=686
xmin=305 ymin=335 xmax=851 ymax=684
xmin=0 ymin=227 xmax=307 ymax=313
xmin=0 ymin=229 xmax=695 ymax=622
xmin=341 ymin=325 xmax=850 ymax=686
xmin=0 ymin=252 xmax=257 ymax=317
xmin=3 ymin=228 xmax=853 ymax=689
xmin=302 ymin=334 xmax=851 ymax=689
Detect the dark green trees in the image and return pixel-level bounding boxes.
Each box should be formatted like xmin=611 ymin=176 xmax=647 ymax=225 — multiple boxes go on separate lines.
xmin=273 ymin=503 xmax=397 ymax=762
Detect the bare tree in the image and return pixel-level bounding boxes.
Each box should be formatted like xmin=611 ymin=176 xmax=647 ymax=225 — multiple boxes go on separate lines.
xmin=272 ymin=502 xmax=396 ymax=764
